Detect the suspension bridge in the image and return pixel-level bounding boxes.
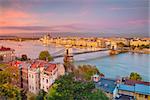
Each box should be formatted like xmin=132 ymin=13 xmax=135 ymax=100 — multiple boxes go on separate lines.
xmin=51 ymin=48 xmax=110 ymax=59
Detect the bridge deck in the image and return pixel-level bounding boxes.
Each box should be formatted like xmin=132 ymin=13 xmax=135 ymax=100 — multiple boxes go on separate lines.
xmin=53 ymin=48 xmax=109 ymax=58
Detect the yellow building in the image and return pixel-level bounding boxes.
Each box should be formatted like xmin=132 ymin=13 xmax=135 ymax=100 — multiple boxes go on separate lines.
xmin=130 ymin=38 xmax=150 ymax=46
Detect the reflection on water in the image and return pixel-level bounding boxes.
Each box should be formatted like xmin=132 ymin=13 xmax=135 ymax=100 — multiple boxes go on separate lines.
xmin=75 ymin=53 xmax=150 ymax=82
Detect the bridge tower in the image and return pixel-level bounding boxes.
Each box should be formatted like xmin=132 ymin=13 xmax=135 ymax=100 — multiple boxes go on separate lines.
xmin=110 ymin=41 xmax=118 ymax=55
xmin=110 ymin=41 xmax=117 ymax=50
xmin=63 ymin=47 xmax=74 ymax=63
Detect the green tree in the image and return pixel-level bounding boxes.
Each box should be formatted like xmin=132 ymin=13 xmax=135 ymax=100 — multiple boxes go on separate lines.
xmin=46 ymin=73 xmax=108 ymax=100
xmin=0 ymin=84 xmax=20 ymax=99
xmin=129 ymin=72 xmax=142 ymax=81
xmin=36 ymin=89 xmax=46 ymax=100
xmin=39 ymin=51 xmax=53 ymax=61
xmin=0 ymin=67 xmax=20 ymax=99
xmin=88 ymin=89 xmax=109 ymax=100
xmin=0 ymin=71 xmax=12 ymax=84
xmin=74 ymin=65 xmax=100 ymax=81
xmin=21 ymin=54 xmax=28 ymax=61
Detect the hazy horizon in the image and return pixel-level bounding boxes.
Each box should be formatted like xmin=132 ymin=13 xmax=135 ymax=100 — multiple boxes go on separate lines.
xmin=0 ymin=32 xmax=149 ymax=38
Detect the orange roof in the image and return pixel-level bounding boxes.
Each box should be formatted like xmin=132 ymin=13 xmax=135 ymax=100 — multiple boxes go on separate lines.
xmin=45 ymin=63 xmax=56 ymax=72
xmin=30 ymin=60 xmax=47 ymax=69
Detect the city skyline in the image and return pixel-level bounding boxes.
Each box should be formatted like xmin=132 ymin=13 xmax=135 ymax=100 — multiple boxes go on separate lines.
xmin=0 ymin=0 xmax=149 ymax=36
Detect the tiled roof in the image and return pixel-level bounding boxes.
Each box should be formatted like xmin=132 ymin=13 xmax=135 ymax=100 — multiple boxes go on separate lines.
xmin=135 ymin=84 xmax=150 ymax=95
xmin=30 ymin=60 xmax=47 ymax=69
xmin=0 ymin=46 xmax=13 ymax=51
xmin=45 ymin=63 xmax=56 ymax=72
xmin=125 ymin=79 xmax=150 ymax=86
xmin=95 ymin=78 xmax=117 ymax=93
xmin=118 ymin=84 xmax=150 ymax=95
xmin=118 ymin=84 xmax=134 ymax=92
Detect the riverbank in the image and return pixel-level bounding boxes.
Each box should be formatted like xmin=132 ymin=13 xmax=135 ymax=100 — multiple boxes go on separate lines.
xmin=130 ymin=49 xmax=150 ymax=54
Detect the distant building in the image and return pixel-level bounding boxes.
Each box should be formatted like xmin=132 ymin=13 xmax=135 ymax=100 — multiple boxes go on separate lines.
xmin=130 ymin=38 xmax=150 ymax=46
xmin=0 ymin=46 xmax=15 ymax=62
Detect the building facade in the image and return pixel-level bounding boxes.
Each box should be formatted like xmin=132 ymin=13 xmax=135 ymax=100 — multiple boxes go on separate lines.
xmin=0 ymin=46 xmax=15 ymax=62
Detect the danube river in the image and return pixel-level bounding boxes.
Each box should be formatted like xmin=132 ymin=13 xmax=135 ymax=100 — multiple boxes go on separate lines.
xmin=0 ymin=40 xmax=149 ymax=81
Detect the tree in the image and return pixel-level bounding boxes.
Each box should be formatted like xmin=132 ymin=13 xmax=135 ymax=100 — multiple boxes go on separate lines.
xmin=88 ymin=89 xmax=109 ymax=100
xmin=129 ymin=72 xmax=142 ymax=81
xmin=21 ymin=54 xmax=28 ymax=61
xmin=0 ymin=67 xmax=20 ymax=99
xmin=46 ymin=73 xmax=108 ymax=100
xmin=74 ymin=65 xmax=100 ymax=81
xmin=0 ymin=71 xmax=12 ymax=84
xmin=36 ymin=89 xmax=46 ymax=100
xmin=64 ymin=62 xmax=75 ymax=73
xmin=39 ymin=51 xmax=53 ymax=61
xmin=0 ymin=84 xmax=20 ymax=99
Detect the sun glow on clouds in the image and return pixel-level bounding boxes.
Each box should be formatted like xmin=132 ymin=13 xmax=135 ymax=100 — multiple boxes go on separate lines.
xmin=0 ymin=0 xmax=148 ymax=35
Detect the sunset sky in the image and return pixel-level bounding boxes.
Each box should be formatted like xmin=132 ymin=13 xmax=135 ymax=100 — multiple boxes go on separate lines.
xmin=0 ymin=0 xmax=149 ymax=36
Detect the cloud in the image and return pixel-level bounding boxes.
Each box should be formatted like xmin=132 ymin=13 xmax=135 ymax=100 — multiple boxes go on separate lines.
xmin=109 ymin=6 xmax=148 ymax=11
xmin=127 ymin=19 xmax=148 ymax=25
xmin=1 ymin=10 xmax=30 ymax=19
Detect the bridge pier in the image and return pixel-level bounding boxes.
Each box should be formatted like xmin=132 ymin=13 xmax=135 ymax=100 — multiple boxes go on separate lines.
xmin=63 ymin=47 xmax=74 ymax=63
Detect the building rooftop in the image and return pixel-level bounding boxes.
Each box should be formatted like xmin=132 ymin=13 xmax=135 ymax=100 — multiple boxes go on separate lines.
xmin=44 ymin=63 xmax=56 ymax=73
xmin=118 ymin=84 xmax=134 ymax=92
xmin=135 ymin=84 xmax=150 ymax=95
xmin=95 ymin=78 xmax=117 ymax=93
xmin=30 ymin=60 xmax=47 ymax=69
xmin=119 ymin=84 xmax=150 ymax=95
xmin=0 ymin=46 xmax=13 ymax=51
xmin=125 ymin=79 xmax=150 ymax=86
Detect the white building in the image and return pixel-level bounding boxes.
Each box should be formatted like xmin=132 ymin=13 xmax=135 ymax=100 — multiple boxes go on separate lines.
xmin=40 ymin=63 xmax=58 ymax=92
xmin=28 ymin=61 xmax=65 ymax=94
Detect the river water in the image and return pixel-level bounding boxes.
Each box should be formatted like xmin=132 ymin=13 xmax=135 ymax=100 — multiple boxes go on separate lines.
xmin=0 ymin=40 xmax=149 ymax=81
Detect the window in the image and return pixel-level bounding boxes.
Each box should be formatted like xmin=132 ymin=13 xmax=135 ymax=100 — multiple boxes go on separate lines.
xmin=43 ymin=86 xmax=44 ymax=89
xmin=32 ymin=75 xmax=34 ymax=78
xmin=139 ymin=94 xmax=143 ymax=97
xmin=145 ymin=95 xmax=148 ymax=98
xmin=46 ymin=79 xmax=48 ymax=83
xmin=32 ymin=86 xmax=34 ymax=90
xmin=29 ymin=74 xmax=31 ymax=77
xmin=43 ymin=78 xmax=44 ymax=82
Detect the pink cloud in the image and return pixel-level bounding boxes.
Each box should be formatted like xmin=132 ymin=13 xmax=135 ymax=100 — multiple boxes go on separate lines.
xmin=1 ymin=10 xmax=30 ymax=19
xmin=127 ymin=19 xmax=148 ymax=25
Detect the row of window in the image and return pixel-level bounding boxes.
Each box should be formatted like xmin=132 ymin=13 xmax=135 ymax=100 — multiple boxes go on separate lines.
xmin=29 ymin=85 xmax=38 ymax=91
xmin=29 ymin=74 xmax=34 ymax=78
xmin=42 ymin=86 xmax=49 ymax=91
xmin=42 ymin=78 xmax=49 ymax=83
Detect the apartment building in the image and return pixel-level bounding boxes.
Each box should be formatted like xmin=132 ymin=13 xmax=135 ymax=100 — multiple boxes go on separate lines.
xmin=0 ymin=46 xmax=15 ymax=62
